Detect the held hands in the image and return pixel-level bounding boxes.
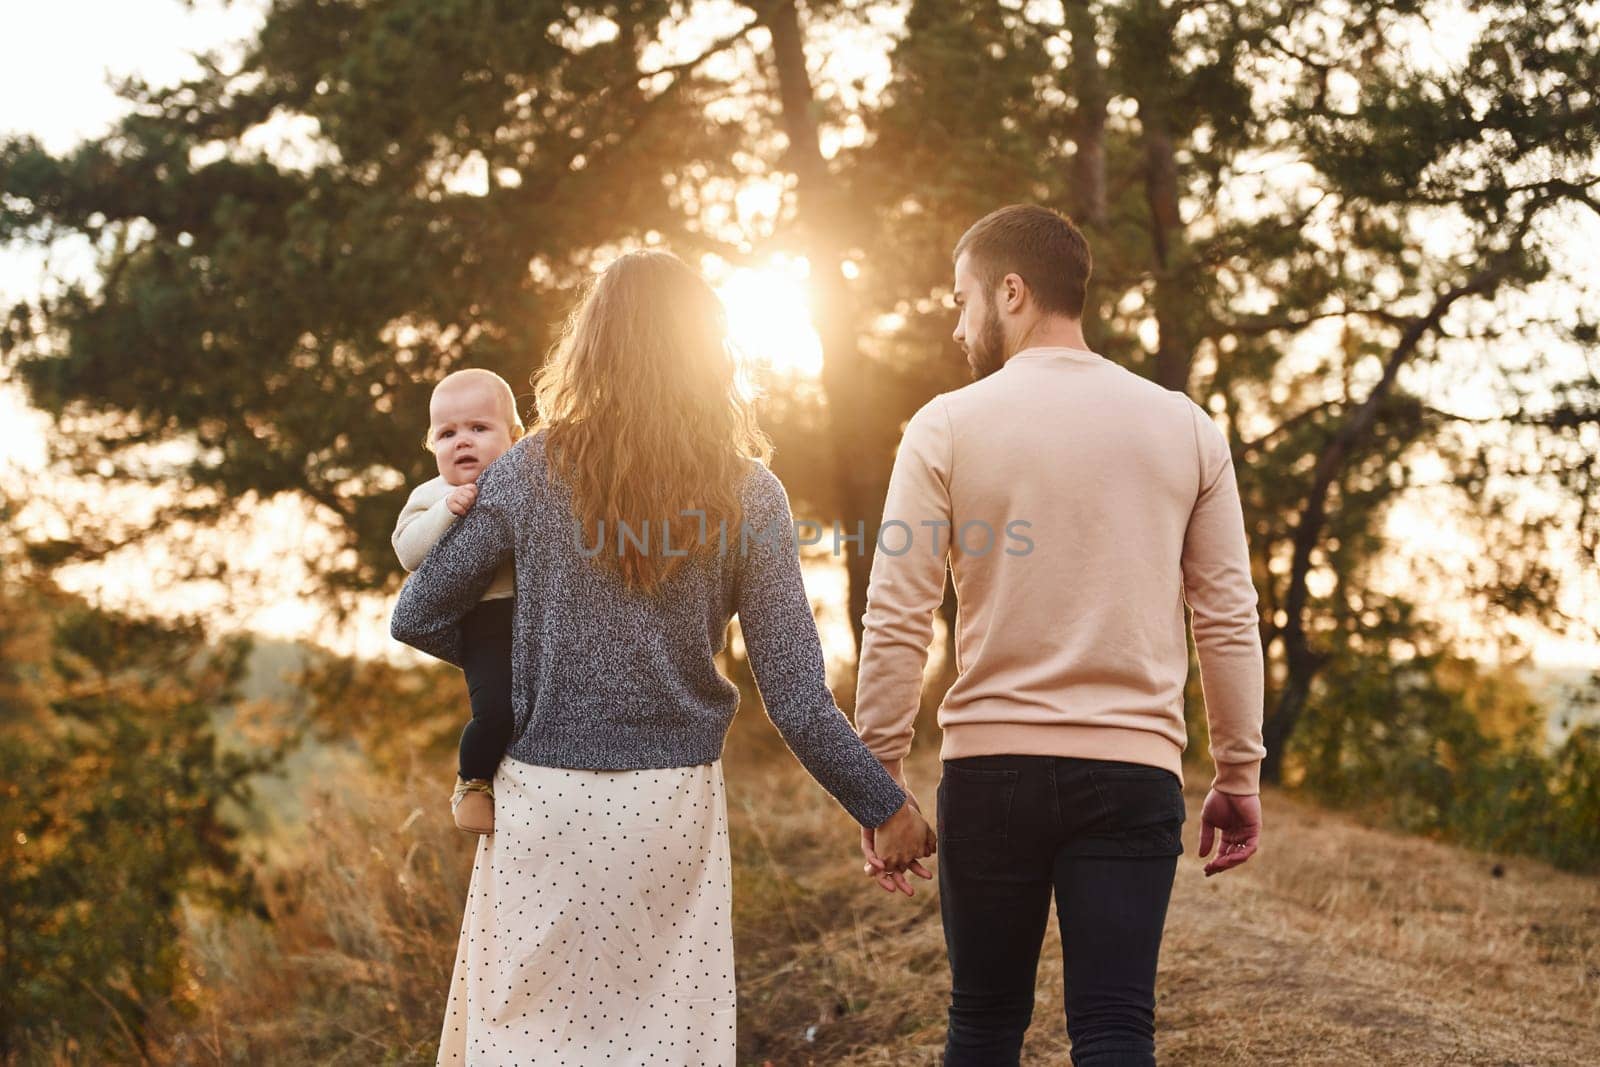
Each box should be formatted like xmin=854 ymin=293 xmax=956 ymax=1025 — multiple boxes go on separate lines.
xmin=446 ymin=482 xmax=478 ymax=516
xmin=1198 ymin=789 xmax=1262 ymax=877
xmin=861 ymin=798 xmax=936 ymax=896
xmin=860 ymin=761 xmax=937 ymax=897
xmin=858 ymin=770 xmax=1260 ymax=890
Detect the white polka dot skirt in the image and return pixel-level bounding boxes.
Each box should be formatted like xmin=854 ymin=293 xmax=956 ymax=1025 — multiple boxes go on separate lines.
xmin=436 ymin=758 xmax=736 ymax=1066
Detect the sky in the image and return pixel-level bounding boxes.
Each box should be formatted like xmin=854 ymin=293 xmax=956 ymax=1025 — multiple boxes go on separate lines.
xmin=0 ymin=0 xmax=837 ymax=662
xmin=0 ymin=1 xmax=264 ymax=295
xmin=1 ymin=0 xmax=1597 ymax=671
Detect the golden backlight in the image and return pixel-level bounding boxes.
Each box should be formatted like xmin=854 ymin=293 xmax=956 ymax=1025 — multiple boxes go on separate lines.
xmin=711 ymin=254 xmax=824 ymax=378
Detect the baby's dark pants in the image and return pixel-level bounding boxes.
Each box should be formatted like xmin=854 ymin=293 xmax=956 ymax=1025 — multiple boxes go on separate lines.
xmin=457 ymin=597 xmax=514 ymax=782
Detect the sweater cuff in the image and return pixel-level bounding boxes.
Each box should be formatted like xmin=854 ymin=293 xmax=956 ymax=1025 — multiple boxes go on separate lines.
xmin=1210 ymin=759 xmax=1261 ymax=796
xmin=856 ymin=775 xmax=909 ymax=830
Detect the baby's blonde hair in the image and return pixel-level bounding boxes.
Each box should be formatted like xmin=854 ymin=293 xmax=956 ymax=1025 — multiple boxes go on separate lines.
xmin=423 ymin=368 xmax=526 ymax=451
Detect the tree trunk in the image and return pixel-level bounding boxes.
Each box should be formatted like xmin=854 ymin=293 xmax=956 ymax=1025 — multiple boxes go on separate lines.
xmin=1142 ymin=122 xmax=1193 ymax=394
xmin=1262 ymin=620 xmax=1322 ymax=783
xmin=1064 ymin=0 xmax=1108 ymax=230
xmin=1121 ymin=0 xmax=1194 ymax=394
xmin=1064 ymin=0 xmax=1108 ymax=348
xmin=762 ymin=0 xmax=885 ymax=652
xmin=1262 ymin=252 xmax=1523 ymax=779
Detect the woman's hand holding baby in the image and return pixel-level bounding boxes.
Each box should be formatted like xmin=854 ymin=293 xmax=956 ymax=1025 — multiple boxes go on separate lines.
xmin=447 ymin=483 xmax=478 ymax=516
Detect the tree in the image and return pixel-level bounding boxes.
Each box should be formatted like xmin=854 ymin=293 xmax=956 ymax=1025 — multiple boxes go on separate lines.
xmin=758 ymin=0 xmax=894 ymax=649
xmin=862 ymin=0 xmax=1600 ymax=781
xmin=2 ymin=0 xmax=759 ymax=598
xmin=2 ymin=0 xmax=972 ymax=655
xmin=0 ymin=574 xmax=279 ymax=1059
xmin=3 ymin=0 xmax=1597 ymax=783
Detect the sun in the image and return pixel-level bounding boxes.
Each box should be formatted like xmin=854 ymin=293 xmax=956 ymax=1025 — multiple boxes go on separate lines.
xmin=711 ymin=254 xmax=824 ymax=378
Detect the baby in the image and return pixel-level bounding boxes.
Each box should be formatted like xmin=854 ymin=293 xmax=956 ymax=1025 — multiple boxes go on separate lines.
xmin=392 ymin=368 xmax=522 ymax=834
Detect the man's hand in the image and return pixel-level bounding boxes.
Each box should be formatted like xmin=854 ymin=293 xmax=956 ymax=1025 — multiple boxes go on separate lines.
xmin=861 ymin=798 xmax=936 ymax=896
xmin=858 ymin=758 xmax=937 ymax=896
xmin=446 ymin=483 xmax=478 ymax=516
xmin=1198 ymin=789 xmax=1262 ymax=877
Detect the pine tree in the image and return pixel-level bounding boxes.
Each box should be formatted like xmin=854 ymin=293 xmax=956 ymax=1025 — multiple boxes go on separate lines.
xmin=862 ymin=0 xmax=1600 ymax=781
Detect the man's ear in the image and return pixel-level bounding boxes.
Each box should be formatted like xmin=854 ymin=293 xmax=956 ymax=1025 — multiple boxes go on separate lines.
xmin=1003 ymin=272 xmax=1027 ymax=312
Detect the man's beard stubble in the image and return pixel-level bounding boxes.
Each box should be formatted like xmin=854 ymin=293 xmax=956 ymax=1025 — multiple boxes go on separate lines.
xmin=967 ymin=298 xmax=1008 ymax=380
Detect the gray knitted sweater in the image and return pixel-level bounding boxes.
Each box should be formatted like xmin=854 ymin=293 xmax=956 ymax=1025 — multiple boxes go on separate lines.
xmin=389 ymin=432 xmax=907 ymax=829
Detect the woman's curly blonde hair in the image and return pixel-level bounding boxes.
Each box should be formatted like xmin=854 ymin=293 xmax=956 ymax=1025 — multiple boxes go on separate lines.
xmin=533 ymin=250 xmax=772 ymax=594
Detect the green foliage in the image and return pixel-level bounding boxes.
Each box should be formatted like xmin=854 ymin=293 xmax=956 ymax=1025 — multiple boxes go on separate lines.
xmin=1294 ymin=647 xmax=1600 ymax=872
xmin=1 ymin=0 xmax=750 ymax=594
xmin=1 ymin=0 xmax=1597 ymax=859
xmin=0 ymin=579 xmax=281 ymax=1061
xmin=878 ymin=0 xmax=1599 ymax=780
xmin=293 ymin=647 xmax=465 ymax=779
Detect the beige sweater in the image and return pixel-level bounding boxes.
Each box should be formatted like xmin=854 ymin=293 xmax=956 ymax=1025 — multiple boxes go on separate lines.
xmin=392 ymin=476 xmax=516 ymax=601
xmin=854 ymin=346 xmax=1267 ymax=795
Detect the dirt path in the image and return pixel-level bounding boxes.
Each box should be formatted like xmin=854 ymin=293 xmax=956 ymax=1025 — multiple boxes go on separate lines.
xmin=727 ymin=744 xmax=1600 ymax=1065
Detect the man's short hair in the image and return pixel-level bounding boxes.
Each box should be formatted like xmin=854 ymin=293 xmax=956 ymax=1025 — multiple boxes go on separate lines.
xmin=953 ymin=205 xmax=1092 ymax=318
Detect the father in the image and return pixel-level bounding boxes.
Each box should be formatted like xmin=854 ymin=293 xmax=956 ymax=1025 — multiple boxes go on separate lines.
xmin=854 ymin=204 xmax=1267 ymax=1065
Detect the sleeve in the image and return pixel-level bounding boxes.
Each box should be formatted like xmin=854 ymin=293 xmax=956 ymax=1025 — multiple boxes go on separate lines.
xmin=389 ymin=484 xmax=514 ymax=668
xmin=392 ymin=489 xmax=458 ymax=571
xmin=853 ymin=396 xmax=954 ymax=761
xmin=733 ymin=466 xmax=908 ymax=828
xmin=1182 ymin=402 xmax=1268 ymax=794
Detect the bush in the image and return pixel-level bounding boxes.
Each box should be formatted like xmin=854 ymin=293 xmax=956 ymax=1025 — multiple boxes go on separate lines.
xmin=1289 ymin=651 xmax=1600 ymax=873
xmin=0 ymin=581 xmax=280 ymax=1062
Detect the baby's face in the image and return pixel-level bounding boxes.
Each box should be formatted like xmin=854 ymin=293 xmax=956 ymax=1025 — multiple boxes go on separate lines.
xmin=429 ymin=381 xmax=516 ymax=486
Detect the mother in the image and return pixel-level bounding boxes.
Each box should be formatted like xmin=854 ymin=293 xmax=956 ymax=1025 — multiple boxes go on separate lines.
xmin=391 ymin=250 xmax=933 ymax=1065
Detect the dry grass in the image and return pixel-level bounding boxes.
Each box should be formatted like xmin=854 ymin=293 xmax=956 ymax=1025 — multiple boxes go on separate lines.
xmin=158 ymin=721 xmax=1599 ymax=1065
xmin=168 ymin=764 xmax=474 ymax=1065
xmin=725 ymin=727 xmax=1600 ymax=1066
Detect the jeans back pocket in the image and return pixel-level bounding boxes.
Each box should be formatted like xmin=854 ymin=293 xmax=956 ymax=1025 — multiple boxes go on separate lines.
xmin=1080 ymin=763 xmax=1185 ymax=857
xmin=938 ymin=763 xmax=1020 ymax=843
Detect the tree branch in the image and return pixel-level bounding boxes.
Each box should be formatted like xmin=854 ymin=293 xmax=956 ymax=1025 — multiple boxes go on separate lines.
xmin=637 ymin=18 xmax=760 ymax=87
xmin=1238 ymin=399 xmax=1342 ymax=456
xmin=1265 ymin=205 xmax=1545 ymax=771
xmin=1424 ymin=403 xmax=1600 ymax=430
xmin=1229 ymin=305 xmax=1410 ymax=338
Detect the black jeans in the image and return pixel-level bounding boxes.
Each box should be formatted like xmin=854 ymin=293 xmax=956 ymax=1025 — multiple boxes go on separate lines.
xmin=937 ymin=754 xmax=1185 ymax=1067
xmin=457 ymin=597 xmax=515 ymax=782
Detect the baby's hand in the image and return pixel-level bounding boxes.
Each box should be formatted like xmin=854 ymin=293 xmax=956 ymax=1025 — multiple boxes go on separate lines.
xmin=446 ymin=483 xmax=478 ymax=516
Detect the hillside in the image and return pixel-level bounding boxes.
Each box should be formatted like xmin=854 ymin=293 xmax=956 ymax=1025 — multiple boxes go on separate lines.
xmin=726 ymin=741 xmax=1600 ymax=1065
xmin=169 ymin=722 xmax=1599 ymax=1065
